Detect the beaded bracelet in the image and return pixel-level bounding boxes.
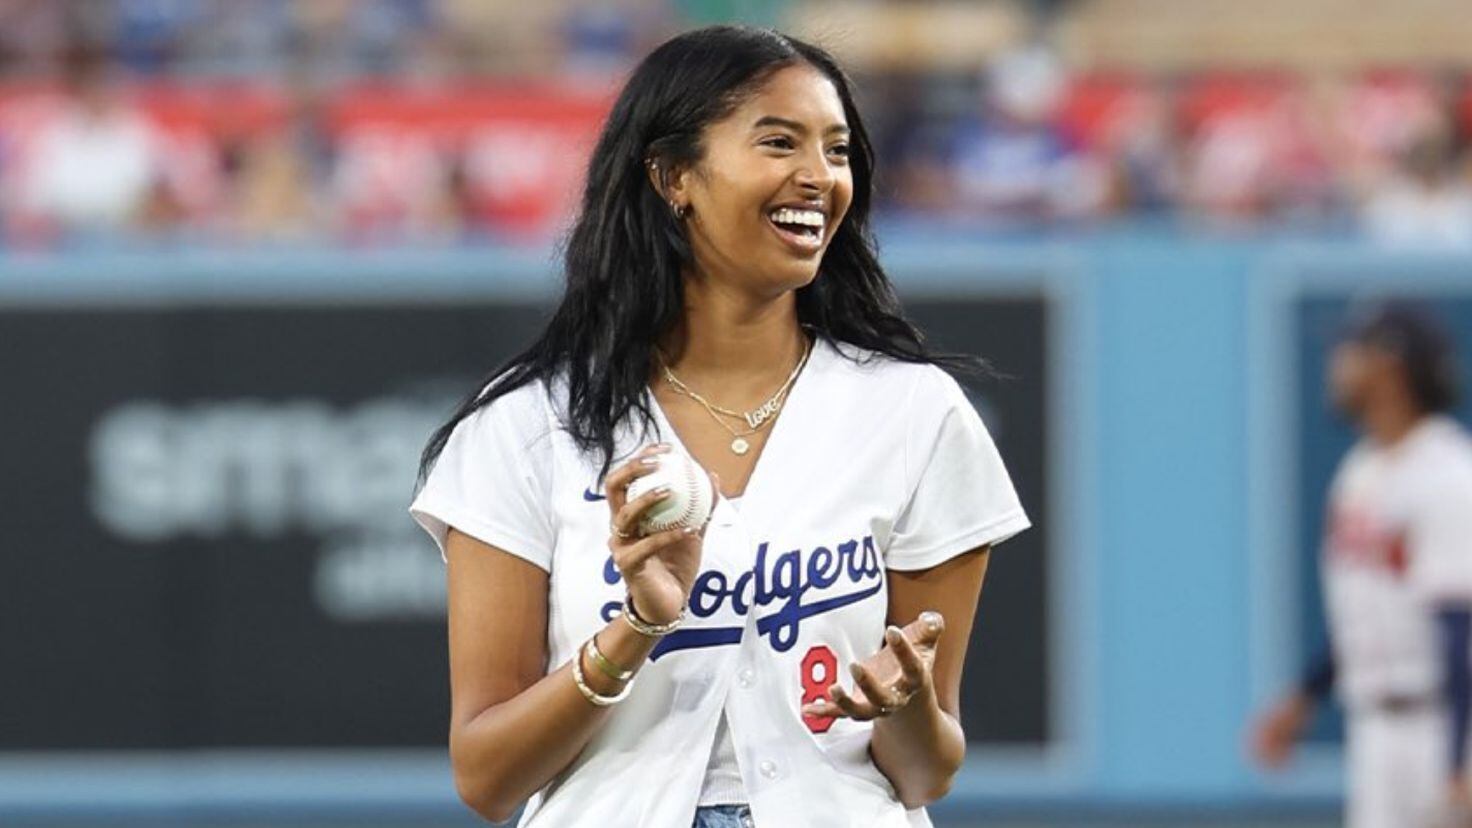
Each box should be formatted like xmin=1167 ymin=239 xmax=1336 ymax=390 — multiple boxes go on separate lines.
xmin=621 ymin=593 xmax=686 ymax=637
xmin=584 ymin=635 xmax=634 ymax=682
xmin=571 ymin=638 xmax=634 ymax=707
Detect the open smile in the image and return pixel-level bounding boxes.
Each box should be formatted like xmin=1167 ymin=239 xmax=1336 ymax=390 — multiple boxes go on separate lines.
xmin=765 ymin=207 xmax=825 ymax=255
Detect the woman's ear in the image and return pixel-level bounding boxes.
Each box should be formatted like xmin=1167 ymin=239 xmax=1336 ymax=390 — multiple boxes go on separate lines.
xmin=644 ymin=158 xmax=665 ymax=198
xmin=646 ymin=157 xmax=692 ymax=215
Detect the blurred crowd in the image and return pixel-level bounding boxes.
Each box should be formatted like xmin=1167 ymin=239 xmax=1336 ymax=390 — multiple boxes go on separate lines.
xmin=2 ymin=0 xmax=1471 ymax=249
xmin=877 ymin=45 xmax=1472 ymax=248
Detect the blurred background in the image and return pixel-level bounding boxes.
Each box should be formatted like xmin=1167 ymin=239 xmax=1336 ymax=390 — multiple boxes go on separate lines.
xmin=5 ymin=0 xmax=1472 ymax=826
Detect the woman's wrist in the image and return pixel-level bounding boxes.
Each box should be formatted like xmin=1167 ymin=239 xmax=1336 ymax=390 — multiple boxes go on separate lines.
xmin=585 ymin=633 xmax=635 ymax=682
xmin=578 ymin=617 xmax=659 ymax=698
xmin=572 ymin=640 xmax=634 ymax=705
xmin=623 ymin=592 xmax=686 ymax=634
xmin=870 ymin=685 xmax=966 ymax=806
xmin=577 ymin=637 xmax=622 ymax=697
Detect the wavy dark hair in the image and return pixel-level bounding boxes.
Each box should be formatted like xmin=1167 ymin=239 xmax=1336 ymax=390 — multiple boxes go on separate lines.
xmin=1343 ymin=300 xmax=1460 ymax=414
xmin=417 ymin=25 xmax=981 ymax=487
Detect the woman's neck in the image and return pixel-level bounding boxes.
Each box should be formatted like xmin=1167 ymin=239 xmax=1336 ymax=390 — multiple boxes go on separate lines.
xmin=659 ymin=273 xmax=807 ymax=388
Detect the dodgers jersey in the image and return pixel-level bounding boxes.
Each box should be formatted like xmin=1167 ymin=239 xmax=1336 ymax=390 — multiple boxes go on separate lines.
xmin=1323 ymin=416 xmax=1472 ymax=709
xmin=409 ymin=338 xmax=1030 ymax=827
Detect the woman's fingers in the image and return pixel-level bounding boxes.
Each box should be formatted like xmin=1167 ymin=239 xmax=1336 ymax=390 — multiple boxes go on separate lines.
xmin=612 ymin=484 xmax=672 ymax=539
xmin=826 ymin=682 xmax=877 ymax=721
xmin=885 ymin=625 xmax=929 ymax=689
xmin=603 ymin=443 xmax=671 ymax=513
xmin=801 ymin=613 xmax=946 ymax=722
xmin=611 ymin=525 xmax=698 ymax=573
xmin=850 ymin=662 xmax=903 ymax=714
xmin=801 ymin=698 xmax=842 ymax=719
xmin=907 ymin=610 xmax=945 ymax=648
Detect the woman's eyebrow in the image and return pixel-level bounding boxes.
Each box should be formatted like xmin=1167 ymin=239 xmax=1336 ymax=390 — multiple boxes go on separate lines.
xmin=751 ymin=115 xmax=850 ymax=136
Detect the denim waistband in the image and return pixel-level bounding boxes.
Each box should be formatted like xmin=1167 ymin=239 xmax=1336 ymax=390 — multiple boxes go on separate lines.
xmin=691 ymin=803 xmax=753 ymax=828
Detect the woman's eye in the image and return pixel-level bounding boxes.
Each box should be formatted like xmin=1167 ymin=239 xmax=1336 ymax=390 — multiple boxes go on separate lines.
xmin=762 ymin=136 xmax=795 ymax=150
xmin=828 ymin=144 xmax=850 ymax=158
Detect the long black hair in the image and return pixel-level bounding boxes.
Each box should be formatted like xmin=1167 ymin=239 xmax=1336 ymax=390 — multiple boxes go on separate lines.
xmin=417 ymin=25 xmax=981 ymax=487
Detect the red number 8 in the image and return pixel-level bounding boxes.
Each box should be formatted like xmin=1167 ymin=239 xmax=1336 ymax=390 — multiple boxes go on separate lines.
xmin=800 ymin=645 xmax=838 ymax=733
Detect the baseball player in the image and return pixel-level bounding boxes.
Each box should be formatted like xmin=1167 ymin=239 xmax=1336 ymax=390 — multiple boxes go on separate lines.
xmin=1250 ymin=302 xmax=1472 ymax=828
xmin=408 ymin=26 xmax=1029 ymax=828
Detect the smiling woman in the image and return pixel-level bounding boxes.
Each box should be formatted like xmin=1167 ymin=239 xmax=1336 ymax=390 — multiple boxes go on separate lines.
xmin=409 ymin=24 xmax=1029 ymax=828
xmin=655 ymin=69 xmax=855 ymax=284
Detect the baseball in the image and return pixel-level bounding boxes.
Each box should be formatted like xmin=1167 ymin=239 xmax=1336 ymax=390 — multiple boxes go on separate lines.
xmin=625 ymin=450 xmax=715 ymax=535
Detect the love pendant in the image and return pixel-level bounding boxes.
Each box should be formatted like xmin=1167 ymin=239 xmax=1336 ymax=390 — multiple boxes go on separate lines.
xmin=730 ymin=437 xmax=750 ymax=455
xmin=743 ymin=396 xmax=783 ymax=429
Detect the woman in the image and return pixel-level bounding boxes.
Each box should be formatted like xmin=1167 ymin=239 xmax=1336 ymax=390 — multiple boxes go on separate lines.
xmin=410 ymin=25 xmax=1028 ymax=828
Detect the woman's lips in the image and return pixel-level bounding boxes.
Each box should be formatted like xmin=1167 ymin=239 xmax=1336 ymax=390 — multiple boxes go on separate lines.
xmin=766 ymin=215 xmax=824 ymax=255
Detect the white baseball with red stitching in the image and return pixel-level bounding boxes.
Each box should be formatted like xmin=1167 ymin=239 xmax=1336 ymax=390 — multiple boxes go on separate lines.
xmin=626 ymin=451 xmax=714 ymax=535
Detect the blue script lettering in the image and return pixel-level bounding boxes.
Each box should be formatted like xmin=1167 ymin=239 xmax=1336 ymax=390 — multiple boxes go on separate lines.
xmin=597 ymin=534 xmax=885 ymax=660
xmin=691 ymin=570 xmax=729 ymax=616
xmin=808 ymin=546 xmax=836 ymax=589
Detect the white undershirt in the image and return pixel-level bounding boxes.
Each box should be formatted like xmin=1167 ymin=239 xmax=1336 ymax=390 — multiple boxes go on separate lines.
xmin=697 ymin=495 xmax=747 ymax=807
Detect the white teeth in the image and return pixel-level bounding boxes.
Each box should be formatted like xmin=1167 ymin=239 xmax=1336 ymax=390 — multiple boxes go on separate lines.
xmin=769 ymin=208 xmax=825 ymax=228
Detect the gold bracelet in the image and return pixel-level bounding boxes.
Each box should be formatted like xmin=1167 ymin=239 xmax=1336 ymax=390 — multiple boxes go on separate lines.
xmin=585 ymin=636 xmax=635 ymax=682
xmin=621 ymin=593 xmax=685 ymax=637
xmin=570 ymin=639 xmax=633 ymax=707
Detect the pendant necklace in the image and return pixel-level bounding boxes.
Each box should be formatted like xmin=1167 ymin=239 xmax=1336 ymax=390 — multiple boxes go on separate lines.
xmin=658 ymin=336 xmax=813 ymax=455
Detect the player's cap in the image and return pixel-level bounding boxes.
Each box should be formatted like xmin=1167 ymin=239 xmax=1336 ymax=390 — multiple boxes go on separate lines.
xmin=1340 ymin=300 xmax=1460 ymax=413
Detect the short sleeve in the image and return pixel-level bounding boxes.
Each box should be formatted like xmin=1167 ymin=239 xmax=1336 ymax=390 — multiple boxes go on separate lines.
xmin=884 ymin=366 xmax=1030 ymax=571
xmin=1409 ymin=471 xmax=1472 ymax=603
xmin=408 ymin=381 xmax=556 ymax=571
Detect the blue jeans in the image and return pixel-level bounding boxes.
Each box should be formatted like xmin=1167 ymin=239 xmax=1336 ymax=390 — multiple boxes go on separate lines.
xmin=691 ymin=803 xmax=753 ymax=827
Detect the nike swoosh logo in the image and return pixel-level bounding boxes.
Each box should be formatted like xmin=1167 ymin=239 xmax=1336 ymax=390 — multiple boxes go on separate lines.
xmin=583 ymin=486 xmax=607 ymax=502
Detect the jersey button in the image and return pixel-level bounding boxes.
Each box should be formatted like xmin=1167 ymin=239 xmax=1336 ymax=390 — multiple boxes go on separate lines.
xmin=737 ymin=668 xmax=755 ymax=688
xmin=758 ymin=759 xmax=779 ymax=780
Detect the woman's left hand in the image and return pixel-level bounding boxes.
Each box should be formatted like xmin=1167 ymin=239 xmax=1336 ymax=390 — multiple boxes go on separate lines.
xmin=801 ymin=611 xmax=945 ymax=722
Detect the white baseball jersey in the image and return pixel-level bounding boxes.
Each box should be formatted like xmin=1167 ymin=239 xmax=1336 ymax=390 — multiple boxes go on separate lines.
xmin=1323 ymin=415 xmax=1472 ymax=710
xmin=409 ymin=337 xmax=1029 ymax=827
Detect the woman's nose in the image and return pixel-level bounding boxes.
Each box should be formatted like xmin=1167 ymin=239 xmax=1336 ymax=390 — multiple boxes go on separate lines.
xmin=793 ymin=154 xmax=836 ymax=193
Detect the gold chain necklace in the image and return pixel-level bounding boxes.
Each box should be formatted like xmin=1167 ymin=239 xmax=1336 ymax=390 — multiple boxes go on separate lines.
xmin=673 ymin=392 xmax=764 ymax=455
xmin=658 ymin=336 xmax=813 ymax=455
xmin=661 ymin=336 xmax=811 ymax=427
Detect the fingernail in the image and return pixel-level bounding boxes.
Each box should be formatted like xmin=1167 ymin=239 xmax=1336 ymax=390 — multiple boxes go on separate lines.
xmin=653 ymin=443 xmax=672 ymax=451
xmin=849 ymin=663 xmax=864 ymax=679
xmin=653 ymin=485 xmax=671 ymax=496
xmin=885 ymin=626 xmax=902 ymax=642
xmin=640 ymin=456 xmax=661 ymax=466
xmin=682 ymin=526 xmax=699 ymax=535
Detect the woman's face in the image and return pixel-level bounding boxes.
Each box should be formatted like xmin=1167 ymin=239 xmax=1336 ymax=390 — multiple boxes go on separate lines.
xmin=666 ymin=63 xmax=855 ymax=297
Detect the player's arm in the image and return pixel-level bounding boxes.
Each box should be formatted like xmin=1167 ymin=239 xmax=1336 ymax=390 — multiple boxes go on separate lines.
xmin=1300 ymin=649 xmax=1336 ymax=702
xmin=868 ymin=544 xmax=991 ymax=808
xmin=1249 ymin=647 xmax=1334 ymax=769
xmin=1415 ymin=479 xmax=1472 ymax=795
xmin=1437 ymin=605 xmax=1472 ymax=781
xmin=443 ymin=529 xmax=661 ymax=823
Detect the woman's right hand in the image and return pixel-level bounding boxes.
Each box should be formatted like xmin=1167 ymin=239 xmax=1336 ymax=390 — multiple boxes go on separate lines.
xmin=603 ymin=443 xmax=715 ymax=627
